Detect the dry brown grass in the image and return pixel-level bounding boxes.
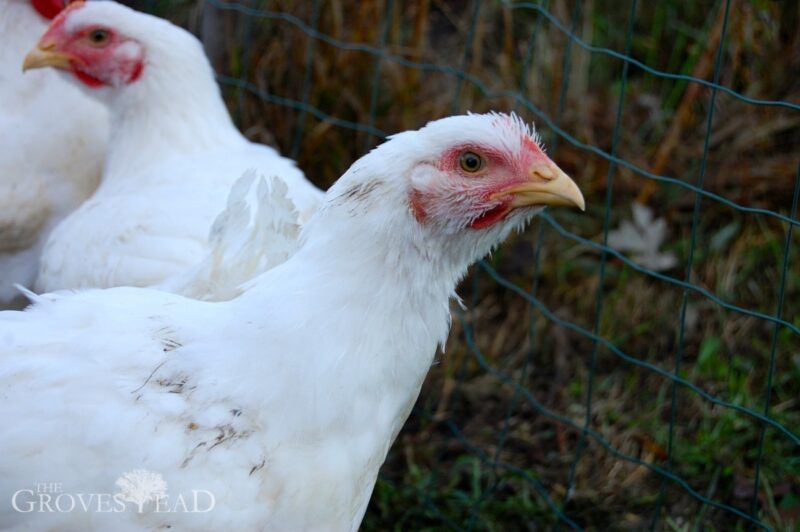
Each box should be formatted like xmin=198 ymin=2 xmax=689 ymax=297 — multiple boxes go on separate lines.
xmin=136 ymin=0 xmax=800 ymax=528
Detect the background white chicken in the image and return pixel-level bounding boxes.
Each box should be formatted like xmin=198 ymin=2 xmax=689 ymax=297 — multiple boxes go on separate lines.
xmin=23 ymin=1 xmax=323 ymax=293
xmin=0 ymin=0 xmax=107 ymax=308
xmin=0 ymin=113 xmax=584 ymax=531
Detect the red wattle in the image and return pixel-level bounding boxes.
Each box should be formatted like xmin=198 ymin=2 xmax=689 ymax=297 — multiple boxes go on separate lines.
xmin=72 ymin=67 xmax=106 ymax=88
xmin=469 ymin=203 xmax=511 ymax=230
xmin=130 ymin=61 xmax=144 ymax=83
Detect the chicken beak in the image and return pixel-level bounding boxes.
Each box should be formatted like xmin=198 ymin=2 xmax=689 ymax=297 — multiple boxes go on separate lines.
xmin=22 ymin=41 xmax=72 ymax=72
xmin=500 ymin=158 xmax=585 ymax=211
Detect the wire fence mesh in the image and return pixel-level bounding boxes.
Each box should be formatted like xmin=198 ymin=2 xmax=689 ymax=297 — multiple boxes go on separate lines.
xmin=142 ymin=0 xmax=799 ymax=528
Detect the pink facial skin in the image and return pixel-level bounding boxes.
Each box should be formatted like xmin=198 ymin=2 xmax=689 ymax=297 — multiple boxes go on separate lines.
xmin=36 ymin=2 xmax=145 ymax=88
xmin=437 ymin=145 xmax=515 ymax=229
xmin=411 ymin=135 xmax=552 ymax=231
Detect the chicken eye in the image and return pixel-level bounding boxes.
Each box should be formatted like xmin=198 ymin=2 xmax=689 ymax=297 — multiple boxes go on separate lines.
xmin=88 ymin=29 xmax=110 ymax=46
xmin=459 ymin=151 xmax=483 ymax=173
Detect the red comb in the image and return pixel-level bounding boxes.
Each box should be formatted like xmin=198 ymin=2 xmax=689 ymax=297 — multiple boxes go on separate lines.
xmin=31 ymin=0 xmax=68 ymax=20
xmin=37 ymin=0 xmax=85 ymax=29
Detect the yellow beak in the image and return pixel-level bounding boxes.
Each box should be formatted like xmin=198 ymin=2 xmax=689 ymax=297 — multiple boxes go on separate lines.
xmin=497 ymin=158 xmax=585 ymax=211
xmin=22 ymin=41 xmax=72 ymax=72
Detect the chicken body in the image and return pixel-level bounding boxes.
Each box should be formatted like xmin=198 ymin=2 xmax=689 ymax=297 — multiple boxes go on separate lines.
xmin=0 ymin=112 xmax=584 ymax=530
xmin=29 ymin=2 xmax=322 ymax=293
xmin=0 ymin=0 xmax=107 ymax=306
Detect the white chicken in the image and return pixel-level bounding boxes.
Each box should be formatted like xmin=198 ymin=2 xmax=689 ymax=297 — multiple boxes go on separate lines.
xmin=0 ymin=112 xmax=584 ymax=531
xmin=0 ymin=0 xmax=107 ymax=307
xmin=23 ymin=1 xmax=323 ymax=293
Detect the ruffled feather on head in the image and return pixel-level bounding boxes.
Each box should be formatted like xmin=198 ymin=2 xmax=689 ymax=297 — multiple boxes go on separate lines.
xmin=469 ymin=111 xmax=544 ymax=153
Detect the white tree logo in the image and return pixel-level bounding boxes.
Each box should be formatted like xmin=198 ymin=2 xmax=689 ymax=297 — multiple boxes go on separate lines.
xmin=115 ymin=469 xmax=168 ymax=513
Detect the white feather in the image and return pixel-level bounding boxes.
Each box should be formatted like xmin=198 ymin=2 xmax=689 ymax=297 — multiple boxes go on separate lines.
xmin=35 ymin=2 xmax=323 ymax=294
xmin=0 ymin=0 xmax=108 ymax=307
xmin=0 ymin=112 xmax=561 ymax=531
xmin=161 ymin=171 xmax=301 ymax=301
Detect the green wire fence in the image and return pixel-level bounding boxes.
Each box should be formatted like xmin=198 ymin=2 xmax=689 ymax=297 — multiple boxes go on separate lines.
xmin=147 ymin=0 xmax=799 ymax=528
